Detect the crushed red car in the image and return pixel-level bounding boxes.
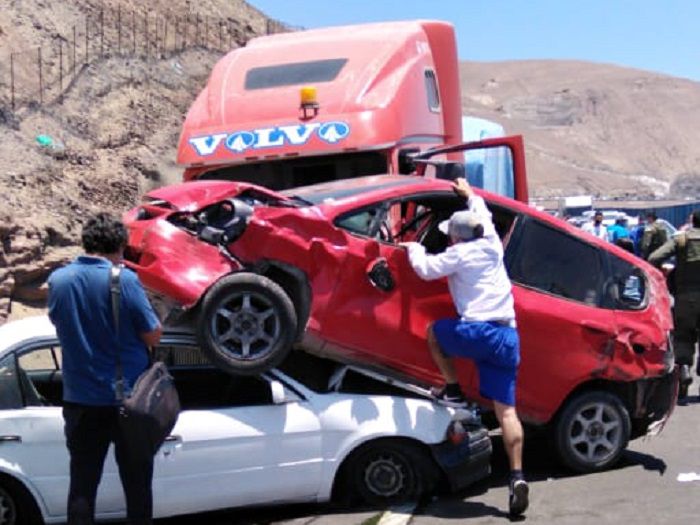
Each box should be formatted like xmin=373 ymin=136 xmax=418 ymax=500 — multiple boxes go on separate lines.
xmin=124 ymin=170 xmax=676 ymax=473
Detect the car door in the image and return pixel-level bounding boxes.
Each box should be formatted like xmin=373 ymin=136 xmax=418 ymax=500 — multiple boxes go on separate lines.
xmin=504 ymin=216 xmax=619 ymax=423
xmin=152 ymin=360 xmax=323 ymax=516
xmin=0 ymin=345 xmax=126 ymax=519
xmin=320 ymin=191 xmax=475 ymax=387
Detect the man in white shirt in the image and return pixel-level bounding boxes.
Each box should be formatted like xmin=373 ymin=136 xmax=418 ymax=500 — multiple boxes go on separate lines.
xmin=581 ymin=210 xmax=608 ymax=240
xmin=402 ymin=178 xmax=528 ymax=517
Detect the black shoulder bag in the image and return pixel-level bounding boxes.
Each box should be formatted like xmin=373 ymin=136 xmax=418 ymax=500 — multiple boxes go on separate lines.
xmin=110 ymin=265 xmax=180 ymax=456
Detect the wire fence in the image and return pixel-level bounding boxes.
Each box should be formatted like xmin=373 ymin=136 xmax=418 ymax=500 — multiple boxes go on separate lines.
xmin=0 ymin=8 xmax=290 ymax=112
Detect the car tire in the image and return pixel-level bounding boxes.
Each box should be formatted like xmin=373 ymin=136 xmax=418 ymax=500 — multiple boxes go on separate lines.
xmin=0 ymin=475 xmax=42 ymax=525
xmin=197 ymin=272 xmax=297 ymax=376
xmin=554 ymin=391 xmax=631 ymax=473
xmin=343 ymin=440 xmax=438 ymax=506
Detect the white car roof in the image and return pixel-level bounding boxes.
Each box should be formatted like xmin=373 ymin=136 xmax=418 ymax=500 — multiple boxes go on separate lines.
xmin=0 ymin=315 xmax=56 ymax=355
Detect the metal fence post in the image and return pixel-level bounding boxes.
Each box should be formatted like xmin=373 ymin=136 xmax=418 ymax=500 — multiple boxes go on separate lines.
xmin=100 ymin=8 xmax=104 ymax=56
xmin=38 ymin=47 xmax=43 ymax=104
xmin=85 ymin=15 xmax=89 ymax=64
xmin=195 ymin=14 xmax=200 ymax=46
xmin=163 ymin=17 xmax=168 ymax=55
xmin=144 ymin=11 xmax=148 ymax=57
xmin=59 ymin=40 xmax=63 ymax=91
xmin=10 ymin=52 xmax=15 ymax=111
xmin=73 ymin=25 xmax=77 ymax=75
xmin=118 ymin=5 xmax=121 ymax=55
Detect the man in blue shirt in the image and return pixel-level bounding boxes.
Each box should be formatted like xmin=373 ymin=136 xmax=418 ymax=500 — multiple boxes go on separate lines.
xmin=48 ymin=213 xmax=161 ymax=525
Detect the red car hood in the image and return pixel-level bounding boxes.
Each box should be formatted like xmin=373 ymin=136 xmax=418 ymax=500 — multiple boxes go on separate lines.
xmin=144 ymin=180 xmax=290 ymax=211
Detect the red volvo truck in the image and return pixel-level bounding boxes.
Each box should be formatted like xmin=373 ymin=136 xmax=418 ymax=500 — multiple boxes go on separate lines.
xmin=176 ymin=20 xmax=528 ymax=201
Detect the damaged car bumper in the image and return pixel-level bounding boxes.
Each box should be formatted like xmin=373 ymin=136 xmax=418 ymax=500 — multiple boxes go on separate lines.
xmin=430 ymin=423 xmax=492 ymax=491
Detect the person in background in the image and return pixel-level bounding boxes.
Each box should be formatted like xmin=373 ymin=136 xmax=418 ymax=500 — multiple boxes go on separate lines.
xmin=582 ymin=210 xmax=608 ymax=240
xmin=608 ymin=215 xmax=630 ymax=243
xmin=648 ymin=210 xmax=700 ymax=402
xmin=640 ymin=211 xmax=668 ymax=260
xmin=679 ymin=212 xmax=693 ymax=232
xmin=48 ymin=213 xmax=162 ymax=525
xmin=630 ymin=216 xmax=646 ymax=256
xmin=608 ymin=215 xmax=634 ymax=252
xmin=402 ymin=178 xmax=529 ymax=517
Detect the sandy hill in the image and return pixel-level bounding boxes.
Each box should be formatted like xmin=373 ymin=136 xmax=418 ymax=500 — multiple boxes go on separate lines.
xmin=1 ymin=4 xmax=699 ymax=321
xmin=460 ymin=60 xmax=700 ymax=199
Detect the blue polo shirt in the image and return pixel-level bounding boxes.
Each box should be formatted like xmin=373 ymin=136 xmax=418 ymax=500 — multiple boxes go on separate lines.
xmin=48 ymin=256 xmax=160 ymax=406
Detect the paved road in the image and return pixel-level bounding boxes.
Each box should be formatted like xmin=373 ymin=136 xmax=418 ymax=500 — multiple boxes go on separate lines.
xmin=158 ymin=392 xmax=700 ymax=525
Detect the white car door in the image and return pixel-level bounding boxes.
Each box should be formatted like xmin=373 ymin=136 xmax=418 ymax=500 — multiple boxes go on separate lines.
xmin=0 ymin=348 xmax=124 ymax=520
xmin=151 ymin=372 xmax=324 ymax=518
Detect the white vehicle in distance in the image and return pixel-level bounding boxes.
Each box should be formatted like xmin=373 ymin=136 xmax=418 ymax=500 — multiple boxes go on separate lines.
xmin=580 ymin=209 xmax=635 ymax=228
xmin=0 ymin=317 xmax=490 ymax=525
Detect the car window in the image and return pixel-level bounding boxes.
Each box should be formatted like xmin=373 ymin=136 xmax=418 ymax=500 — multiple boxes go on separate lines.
xmin=18 ymin=346 xmax=62 ymax=371
xmin=15 ymin=346 xmax=63 ymax=406
xmin=506 ymin=218 xmax=603 ymax=305
xmin=0 ymin=354 xmax=23 ymax=409
xmin=161 ymin=345 xmax=274 ymax=409
xmin=335 ymin=206 xmax=383 ymax=237
xmin=602 ymin=255 xmax=647 ymax=310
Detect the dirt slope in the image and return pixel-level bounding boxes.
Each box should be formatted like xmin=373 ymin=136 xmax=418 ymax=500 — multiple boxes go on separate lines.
xmin=460 ymin=60 xmax=700 ymax=198
xmin=1 ymin=4 xmax=699 ymax=322
xmin=0 ymin=0 xmax=270 ymax=321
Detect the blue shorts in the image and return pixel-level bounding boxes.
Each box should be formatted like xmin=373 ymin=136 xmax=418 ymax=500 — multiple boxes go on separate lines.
xmin=433 ymin=319 xmax=520 ymax=406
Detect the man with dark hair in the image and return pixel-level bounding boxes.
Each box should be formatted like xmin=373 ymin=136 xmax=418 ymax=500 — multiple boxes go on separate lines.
xmin=582 ymin=210 xmax=608 ymax=240
xmin=649 ymin=209 xmax=700 ymax=402
xmin=402 ymin=178 xmax=528 ymax=517
xmin=641 ymin=211 xmax=668 ymax=260
xmin=48 ymin=212 xmax=162 ymax=525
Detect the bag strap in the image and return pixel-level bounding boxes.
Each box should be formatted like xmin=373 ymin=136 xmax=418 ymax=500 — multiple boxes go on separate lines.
xmin=110 ymin=265 xmax=125 ymax=402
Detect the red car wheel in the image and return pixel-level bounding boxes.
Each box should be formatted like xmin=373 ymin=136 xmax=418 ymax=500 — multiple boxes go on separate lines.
xmin=197 ymin=272 xmax=297 ymax=376
xmin=554 ymin=391 xmax=631 ymax=473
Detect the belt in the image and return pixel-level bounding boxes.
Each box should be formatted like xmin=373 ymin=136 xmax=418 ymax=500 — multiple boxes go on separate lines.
xmin=493 ymin=319 xmax=517 ymax=328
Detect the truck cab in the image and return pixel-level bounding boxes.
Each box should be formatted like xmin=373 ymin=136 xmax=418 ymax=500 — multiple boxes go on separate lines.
xmin=177 ymin=20 xmax=527 ymax=202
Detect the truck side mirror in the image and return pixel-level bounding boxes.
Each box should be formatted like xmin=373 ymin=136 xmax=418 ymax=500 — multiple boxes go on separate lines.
xmin=398 ymin=147 xmax=420 ymax=175
xmin=435 ymin=161 xmax=466 ymax=181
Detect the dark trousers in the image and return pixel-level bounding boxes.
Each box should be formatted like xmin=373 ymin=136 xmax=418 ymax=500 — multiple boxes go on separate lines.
xmin=63 ymin=403 xmax=154 ymax=525
xmin=673 ymin=294 xmax=700 ymax=368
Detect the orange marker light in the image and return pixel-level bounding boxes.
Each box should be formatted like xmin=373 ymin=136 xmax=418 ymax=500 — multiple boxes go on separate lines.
xmin=300 ymin=86 xmax=319 ymax=120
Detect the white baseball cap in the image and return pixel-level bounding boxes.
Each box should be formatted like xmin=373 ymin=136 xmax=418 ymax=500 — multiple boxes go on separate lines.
xmin=438 ymin=210 xmax=483 ymax=241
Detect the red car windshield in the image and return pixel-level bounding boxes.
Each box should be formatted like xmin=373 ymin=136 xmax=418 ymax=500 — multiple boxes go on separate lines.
xmin=282 ymin=176 xmax=421 ymax=205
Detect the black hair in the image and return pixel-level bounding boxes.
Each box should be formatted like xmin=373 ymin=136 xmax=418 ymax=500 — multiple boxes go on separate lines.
xmin=645 ymin=211 xmax=657 ymax=220
xmin=693 ymin=210 xmax=700 ymax=228
xmin=81 ymin=212 xmax=127 ymax=255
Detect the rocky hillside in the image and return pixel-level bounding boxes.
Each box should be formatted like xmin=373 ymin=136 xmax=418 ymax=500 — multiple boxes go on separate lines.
xmin=0 ymin=0 xmax=271 ymax=321
xmin=460 ymin=60 xmax=700 ymax=199
xmin=1 ymin=4 xmax=699 ymax=322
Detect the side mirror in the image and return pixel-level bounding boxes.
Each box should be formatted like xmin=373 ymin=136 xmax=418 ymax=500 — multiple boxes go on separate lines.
xmin=435 ymin=161 xmax=466 ymax=181
xmin=366 ymin=257 xmax=395 ymax=292
xmin=398 ymin=147 xmax=420 ymax=175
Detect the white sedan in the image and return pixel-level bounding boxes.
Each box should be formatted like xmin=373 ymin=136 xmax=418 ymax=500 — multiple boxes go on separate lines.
xmin=0 ymin=317 xmax=491 ymax=524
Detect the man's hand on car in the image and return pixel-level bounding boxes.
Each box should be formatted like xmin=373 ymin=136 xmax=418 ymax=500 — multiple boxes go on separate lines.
xmin=453 ymin=177 xmax=474 ymax=200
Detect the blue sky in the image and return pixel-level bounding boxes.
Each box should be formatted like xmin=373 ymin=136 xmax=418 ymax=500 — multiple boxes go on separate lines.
xmin=250 ymin=0 xmax=700 ymax=81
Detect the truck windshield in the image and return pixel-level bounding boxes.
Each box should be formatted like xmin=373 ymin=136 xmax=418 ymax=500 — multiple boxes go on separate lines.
xmin=245 ymin=58 xmax=348 ymax=90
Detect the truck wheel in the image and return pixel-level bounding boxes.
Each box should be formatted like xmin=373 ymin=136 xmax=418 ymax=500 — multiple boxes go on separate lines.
xmin=554 ymin=391 xmax=631 ymax=473
xmin=0 ymin=476 xmax=42 ymax=525
xmin=197 ymin=273 xmax=297 ymax=376
xmin=342 ymin=440 xmax=437 ymax=506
